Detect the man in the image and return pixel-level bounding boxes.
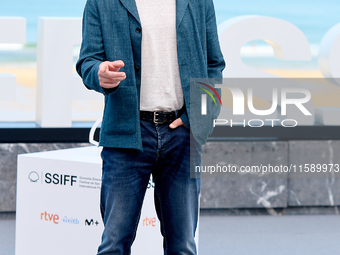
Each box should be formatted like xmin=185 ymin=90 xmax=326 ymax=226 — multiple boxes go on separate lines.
xmin=76 ymin=0 xmax=225 ymax=253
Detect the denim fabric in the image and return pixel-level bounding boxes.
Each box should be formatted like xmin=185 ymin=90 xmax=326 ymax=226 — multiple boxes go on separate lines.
xmin=98 ymin=120 xmax=201 ymax=255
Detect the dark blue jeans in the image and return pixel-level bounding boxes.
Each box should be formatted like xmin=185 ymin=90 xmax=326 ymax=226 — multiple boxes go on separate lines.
xmin=97 ymin=120 xmax=201 ymax=255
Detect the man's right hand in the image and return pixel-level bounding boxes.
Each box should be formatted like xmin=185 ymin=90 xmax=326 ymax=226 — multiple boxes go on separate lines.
xmin=98 ymin=60 xmax=126 ymax=89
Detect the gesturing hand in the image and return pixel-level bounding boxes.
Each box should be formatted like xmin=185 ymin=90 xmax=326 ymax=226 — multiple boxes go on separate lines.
xmin=98 ymin=60 xmax=126 ymax=89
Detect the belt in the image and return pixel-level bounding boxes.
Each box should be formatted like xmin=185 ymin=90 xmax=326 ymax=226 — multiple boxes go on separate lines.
xmin=140 ymin=107 xmax=185 ymax=124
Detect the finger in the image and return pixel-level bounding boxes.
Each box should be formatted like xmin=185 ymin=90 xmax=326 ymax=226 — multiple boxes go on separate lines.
xmin=100 ymin=71 xmax=126 ymax=79
xmin=108 ymin=60 xmax=125 ymax=72
xmin=99 ymin=62 xmax=108 ymax=73
xmin=100 ymin=81 xmax=120 ymax=89
xmin=99 ymin=77 xmax=122 ymax=87
xmin=98 ymin=77 xmax=112 ymax=83
xmin=99 ymin=76 xmax=126 ymax=83
xmin=169 ymin=118 xmax=184 ymax=129
xmin=113 ymin=60 xmax=125 ymax=67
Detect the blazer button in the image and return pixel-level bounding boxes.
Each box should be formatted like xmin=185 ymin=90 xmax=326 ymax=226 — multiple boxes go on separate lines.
xmin=135 ymin=66 xmax=140 ymax=72
xmin=136 ymin=27 xmax=141 ymax=33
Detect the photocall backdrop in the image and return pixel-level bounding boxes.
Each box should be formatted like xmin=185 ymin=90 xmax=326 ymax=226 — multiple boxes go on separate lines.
xmin=0 ymin=0 xmax=340 ymax=130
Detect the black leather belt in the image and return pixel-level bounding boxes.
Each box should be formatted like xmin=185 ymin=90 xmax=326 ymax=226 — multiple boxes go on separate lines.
xmin=140 ymin=107 xmax=185 ymax=124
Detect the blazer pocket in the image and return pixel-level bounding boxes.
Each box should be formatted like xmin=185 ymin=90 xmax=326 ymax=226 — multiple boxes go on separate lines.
xmin=101 ymin=87 xmax=137 ymax=135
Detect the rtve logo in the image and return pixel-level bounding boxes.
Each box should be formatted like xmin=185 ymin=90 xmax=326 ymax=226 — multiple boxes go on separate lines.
xmin=142 ymin=217 xmax=156 ymax=227
xmin=40 ymin=211 xmax=59 ymax=224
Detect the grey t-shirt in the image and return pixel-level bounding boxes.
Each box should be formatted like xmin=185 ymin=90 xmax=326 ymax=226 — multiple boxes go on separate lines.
xmin=135 ymin=0 xmax=184 ymax=112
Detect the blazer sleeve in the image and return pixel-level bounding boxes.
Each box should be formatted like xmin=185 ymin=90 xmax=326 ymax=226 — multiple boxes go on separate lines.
xmin=76 ymin=0 xmax=111 ymax=96
xmin=205 ymin=0 xmax=225 ymax=132
xmin=205 ymin=0 xmax=225 ymax=80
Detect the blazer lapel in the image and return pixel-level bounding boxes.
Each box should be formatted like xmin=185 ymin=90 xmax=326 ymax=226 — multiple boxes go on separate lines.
xmin=176 ymin=0 xmax=189 ymax=28
xmin=118 ymin=0 xmax=188 ymax=28
xmin=119 ymin=0 xmax=141 ymax=24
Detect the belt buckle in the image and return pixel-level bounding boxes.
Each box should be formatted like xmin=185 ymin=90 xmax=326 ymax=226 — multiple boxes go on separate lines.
xmin=153 ymin=112 xmax=163 ymax=124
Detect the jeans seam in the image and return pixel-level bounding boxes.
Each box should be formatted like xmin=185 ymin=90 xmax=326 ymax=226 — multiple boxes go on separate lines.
xmin=155 ymin=124 xmax=162 ymax=162
xmin=162 ymin=125 xmax=170 ymax=157
xmin=155 ymin=189 xmax=168 ymax=254
xmin=128 ymin=199 xmax=144 ymax=255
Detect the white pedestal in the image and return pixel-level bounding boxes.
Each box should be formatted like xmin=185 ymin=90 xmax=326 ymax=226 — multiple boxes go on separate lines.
xmin=16 ymin=146 xmax=165 ymax=255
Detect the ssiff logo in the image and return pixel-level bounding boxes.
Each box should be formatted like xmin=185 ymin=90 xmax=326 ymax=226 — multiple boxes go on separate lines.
xmin=28 ymin=171 xmax=39 ymax=182
xmin=28 ymin=171 xmax=77 ymax=186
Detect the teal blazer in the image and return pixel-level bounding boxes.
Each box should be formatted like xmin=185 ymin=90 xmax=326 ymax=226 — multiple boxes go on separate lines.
xmin=76 ymin=0 xmax=225 ymax=150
